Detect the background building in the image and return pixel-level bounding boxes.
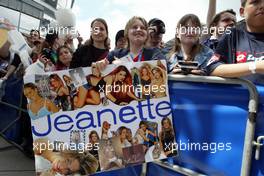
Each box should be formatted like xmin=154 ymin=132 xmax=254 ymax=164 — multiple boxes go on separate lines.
xmin=0 ymin=0 xmax=74 ymax=34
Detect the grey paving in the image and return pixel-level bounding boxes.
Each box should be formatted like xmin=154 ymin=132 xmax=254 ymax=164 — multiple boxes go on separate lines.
xmin=0 ymin=136 xmax=35 ymax=176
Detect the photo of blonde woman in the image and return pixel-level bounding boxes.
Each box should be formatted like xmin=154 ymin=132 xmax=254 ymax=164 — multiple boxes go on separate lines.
xmin=24 ymin=83 xmax=59 ymax=120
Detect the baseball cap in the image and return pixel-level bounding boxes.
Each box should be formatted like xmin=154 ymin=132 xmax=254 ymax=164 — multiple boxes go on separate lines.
xmin=148 ymin=18 xmax=166 ymax=34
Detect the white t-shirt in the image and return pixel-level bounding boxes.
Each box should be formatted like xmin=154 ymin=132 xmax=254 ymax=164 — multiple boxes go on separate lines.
xmin=25 ymin=60 xmax=45 ymax=76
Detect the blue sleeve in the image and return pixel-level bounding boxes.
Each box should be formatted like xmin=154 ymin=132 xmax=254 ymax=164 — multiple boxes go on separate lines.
xmin=163 ymin=39 xmax=174 ymax=54
xmin=167 ymin=54 xmax=177 ymax=73
xmin=151 ymin=48 xmax=167 ymax=61
xmin=106 ymin=49 xmax=128 ymax=64
xmin=106 ymin=50 xmax=115 ymax=64
xmin=199 ymin=47 xmax=214 ymax=75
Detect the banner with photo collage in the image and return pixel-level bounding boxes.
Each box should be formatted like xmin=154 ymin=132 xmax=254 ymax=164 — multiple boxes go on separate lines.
xmin=23 ymin=60 xmax=177 ymax=175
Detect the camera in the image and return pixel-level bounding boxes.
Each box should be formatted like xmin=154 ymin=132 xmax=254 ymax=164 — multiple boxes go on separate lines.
xmin=41 ymin=48 xmax=57 ymax=64
xmin=148 ymin=18 xmax=165 ymax=35
xmin=42 ymin=48 xmax=52 ymax=60
xmin=178 ymin=60 xmax=199 ymax=74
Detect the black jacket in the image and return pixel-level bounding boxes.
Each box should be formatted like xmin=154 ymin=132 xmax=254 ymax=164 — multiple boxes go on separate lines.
xmin=70 ymin=45 xmax=109 ymax=68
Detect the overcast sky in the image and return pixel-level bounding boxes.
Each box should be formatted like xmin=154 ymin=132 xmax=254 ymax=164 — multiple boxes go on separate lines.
xmin=72 ymin=0 xmax=242 ymax=48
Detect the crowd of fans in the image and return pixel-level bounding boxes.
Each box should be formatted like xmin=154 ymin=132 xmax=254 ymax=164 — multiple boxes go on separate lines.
xmin=0 ymin=0 xmax=263 ymax=157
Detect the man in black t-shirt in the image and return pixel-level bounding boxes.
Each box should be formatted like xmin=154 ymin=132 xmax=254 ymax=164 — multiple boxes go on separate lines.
xmin=206 ymin=0 xmax=264 ymax=84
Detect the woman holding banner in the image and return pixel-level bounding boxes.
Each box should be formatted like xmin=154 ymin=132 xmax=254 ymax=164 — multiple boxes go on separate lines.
xmin=55 ymin=45 xmax=72 ymax=70
xmin=93 ymin=16 xmax=166 ymax=71
xmin=23 ymin=83 xmax=59 ymax=120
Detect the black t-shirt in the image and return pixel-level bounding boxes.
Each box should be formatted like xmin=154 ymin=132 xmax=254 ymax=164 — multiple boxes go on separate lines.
xmin=0 ymin=53 xmax=21 ymax=69
xmin=207 ymin=24 xmax=264 ymax=84
xmin=11 ymin=54 xmax=21 ymax=68
xmin=70 ymin=44 xmax=109 ymax=68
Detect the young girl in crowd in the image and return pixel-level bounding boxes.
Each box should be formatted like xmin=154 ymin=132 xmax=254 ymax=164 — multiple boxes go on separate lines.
xmin=55 ymin=45 xmax=72 ymax=70
xmin=70 ymin=18 xmax=110 ymax=68
xmin=167 ymin=14 xmax=214 ymax=75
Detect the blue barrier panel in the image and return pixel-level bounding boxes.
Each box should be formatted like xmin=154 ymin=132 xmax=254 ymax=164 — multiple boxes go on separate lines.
xmin=92 ymin=165 xmax=142 ymax=176
xmin=168 ymin=80 xmax=264 ymax=176
xmin=0 ymin=76 xmax=23 ymax=143
xmin=79 ymin=79 xmax=263 ymax=176
xmin=95 ymin=79 xmax=252 ymax=176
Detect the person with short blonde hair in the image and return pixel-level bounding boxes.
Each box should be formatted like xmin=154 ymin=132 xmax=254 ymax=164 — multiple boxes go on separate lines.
xmin=94 ymin=16 xmax=166 ymax=72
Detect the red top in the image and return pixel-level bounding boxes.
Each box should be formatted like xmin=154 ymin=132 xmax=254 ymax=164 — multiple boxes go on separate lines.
xmin=133 ymin=54 xmax=145 ymax=62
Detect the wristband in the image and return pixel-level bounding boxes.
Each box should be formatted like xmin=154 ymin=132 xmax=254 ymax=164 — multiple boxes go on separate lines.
xmin=248 ymin=61 xmax=256 ymax=74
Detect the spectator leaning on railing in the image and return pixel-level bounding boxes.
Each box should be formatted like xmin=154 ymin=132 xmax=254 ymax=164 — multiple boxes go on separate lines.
xmin=167 ymin=14 xmax=214 ymax=76
xmin=206 ymin=0 xmax=264 ymax=85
